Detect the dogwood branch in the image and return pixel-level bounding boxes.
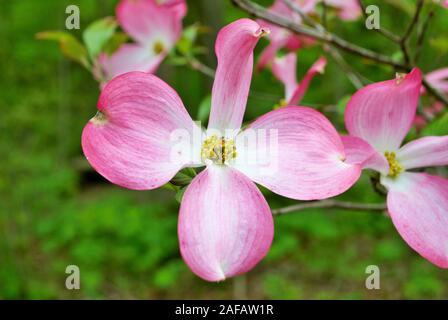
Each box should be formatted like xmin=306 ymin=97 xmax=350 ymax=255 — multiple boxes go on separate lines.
xmin=187 ymin=57 xmax=215 ymax=78
xmin=283 ymin=0 xmax=364 ymax=88
xmin=232 ymin=0 xmax=406 ymax=68
xmin=272 ymin=200 xmax=387 ymax=215
xmin=414 ymin=7 xmax=435 ymax=64
xmin=400 ymin=0 xmax=424 ymax=65
xmin=231 ymin=0 xmax=448 ymax=106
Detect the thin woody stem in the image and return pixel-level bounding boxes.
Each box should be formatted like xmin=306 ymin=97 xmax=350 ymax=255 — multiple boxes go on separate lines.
xmin=401 ymin=0 xmax=424 ymax=43
xmin=283 ymin=0 xmax=364 ymax=88
xmin=231 ymin=0 xmax=448 ymax=106
xmin=187 ymin=57 xmax=215 ymax=78
xmin=400 ymin=0 xmax=424 ymax=65
xmin=232 ymin=0 xmax=406 ymax=68
xmin=272 ymin=200 xmax=387 ymax=215
xmin=414 ymin=7 xmax=435 ymax=64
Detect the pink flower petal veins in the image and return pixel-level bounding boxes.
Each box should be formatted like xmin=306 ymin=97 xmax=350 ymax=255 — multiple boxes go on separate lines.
xmin=208 ymin=19 xmax=268 ymax=132
xmin=345 ymin=68 xmax=422 ymax=153
xmin=82 ymin=72 xmax=200 ymax=190
xmin=178 ymin=166 xmax=274 ymax=281
xmin=233 ymin=107 xmax=361 ymax=200
xmin=382 ymin=172 xmax=448 ymax=268
xmin=340 ymin=135 xmax=389 ymax=175
xmin=397 ymin=136 xmax=448 ymax=170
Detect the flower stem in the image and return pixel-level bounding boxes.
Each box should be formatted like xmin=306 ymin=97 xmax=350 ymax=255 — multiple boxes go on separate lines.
xmin=230 ymin=0 xmax=448 ymax=107
xmin=272 ymin=200 xmax=387 ymax=215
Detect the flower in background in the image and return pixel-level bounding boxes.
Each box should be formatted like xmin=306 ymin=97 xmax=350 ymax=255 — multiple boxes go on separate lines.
xmin=96 ymin=0 xmax=186 ymax=85
xmin=425 ymin=68 xmax=448 ymax=96
xmin=159 ymin=0 xmax=188 ymax=18
xmin=82 ymin=19 xmax=364 ymax=281
xmin=256 ymin=0 xmax=361 ymax=71
xmin=271 ymin=52 xmax=326 ymax=106
xmin=257 ymin=0 xmax=316 ymax=71
xmin=342 ymin=68 xmax=448 ymax=268
xmin=324 ymin=0 xmax=362 ymax=21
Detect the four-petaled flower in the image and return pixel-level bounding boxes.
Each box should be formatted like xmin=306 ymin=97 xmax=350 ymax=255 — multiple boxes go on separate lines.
xmin=342 ymin=68 xmax=448 ymax=268
xmin=96 ymin=0 xmax=186 ymax=85
xmin=82 ymin=19 xmax=365 ymax=281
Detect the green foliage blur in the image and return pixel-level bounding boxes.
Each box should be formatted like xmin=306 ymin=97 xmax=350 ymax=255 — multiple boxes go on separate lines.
xmin=1 ymin=0 xmax=447 ymax=299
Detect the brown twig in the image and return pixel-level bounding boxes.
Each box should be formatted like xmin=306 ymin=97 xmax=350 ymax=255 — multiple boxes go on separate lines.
xmin=400 ymin=0 xmax=424 ymax=65
xmin=187 ymin=57 xmax=215 ymax=78
xmin=414 ymin=7 xmax=435 ymax=64
xmin=231 ymin=0 xmax=448 ymax=106
xmin=232 ymin=0 xmax=406 ymax=68
xmin=272 ymin=200 xmax=387 ymax=215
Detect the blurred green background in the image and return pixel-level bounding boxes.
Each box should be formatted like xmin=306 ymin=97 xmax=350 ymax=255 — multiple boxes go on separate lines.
xmin=1 ymin=0 xmax=447 ymax=299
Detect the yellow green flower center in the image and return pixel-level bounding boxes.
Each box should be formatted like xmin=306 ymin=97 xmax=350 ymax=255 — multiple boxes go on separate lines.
xmin=201 ymin=135 xmax=237 ymax=165
xmin=384 ymin=151 xmax=403 ymax=178
xmin=273 ymin=99 xmax=287 ymax=110
xmin=153 ymin=41 xmax=165 ymax=55
xmin=90 ymin=110 xmax=108 ymax=126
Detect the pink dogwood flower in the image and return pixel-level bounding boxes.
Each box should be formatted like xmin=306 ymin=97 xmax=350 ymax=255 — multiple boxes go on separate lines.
xmin=342 ymin=68 xmax=448 ymax=268
xmin=82 ymin=19 xmax=364 ymax=281
xmin=425 ymin=68 xmax=448 ymax=96
xmin=271 ymin=52 xmax=327 ymax=105
xmin=324 ymin=0 xmax=362 ymax=21
xmin=96 ymin=0 xmax=185 ymax=85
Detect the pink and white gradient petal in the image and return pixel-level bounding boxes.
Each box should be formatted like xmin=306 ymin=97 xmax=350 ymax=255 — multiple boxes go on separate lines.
xmin=345 ymin=68 xmax=422 ymax=153
xmin=272 ymin=53 xmax=298 ymax=102
xmin=382 ymin=172 xmax=448 ymax=268
xmin=178 ymin=166 xmax=274 ymax=282
xmin=425 ymin=67 xmax=448 ymax=94
xmin=340 ymin=135 xmax=389 ymax=175
xmin=397 ymin=136 xmax=448 ymax=170
xmin=208 ymin=19 xmax=267 ymax=132
xmin=98 ymin=43 xmax=165 ymax=83
xmin=289 ymin=56 xmax=327 ymax=105
xmin=116 ymin=0 xmax=181 ymax=45
xmin=324 ymin=0 xmax=362 ymax=20
xmin=82 ymin=72 xmax=200 ymax=190
xmin=233 ymin=107 xmax=361 ymax=200
xmin=257 ymin=37 xmax=288 ymax=71
xmin=160 ymin=0 xmax=187 ymax=18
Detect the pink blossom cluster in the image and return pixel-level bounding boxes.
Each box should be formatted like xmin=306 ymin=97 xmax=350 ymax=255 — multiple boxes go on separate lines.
xmin=81 ymin=0 xmax=448 ymax=281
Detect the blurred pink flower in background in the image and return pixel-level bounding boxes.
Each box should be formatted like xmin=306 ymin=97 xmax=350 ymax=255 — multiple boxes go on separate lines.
xmin=425 ymin=68 xmax=448 ymax=95
xmin=82 ymin=19 xmax=366 ymax=281
xmin=342 ymin=68 xmax=448 ymax=268
xmin=256 ymin=0 xmax=361 ymax=71
xmin=324 ymin=0 xmax=362 ymax=21
xmin=96 ymin=0 xmax=186 ymax=85
xmin=271 ymin=52 xmax=327 ymax=105
xmin=257 ymin=0 xmax=316 ymax=71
